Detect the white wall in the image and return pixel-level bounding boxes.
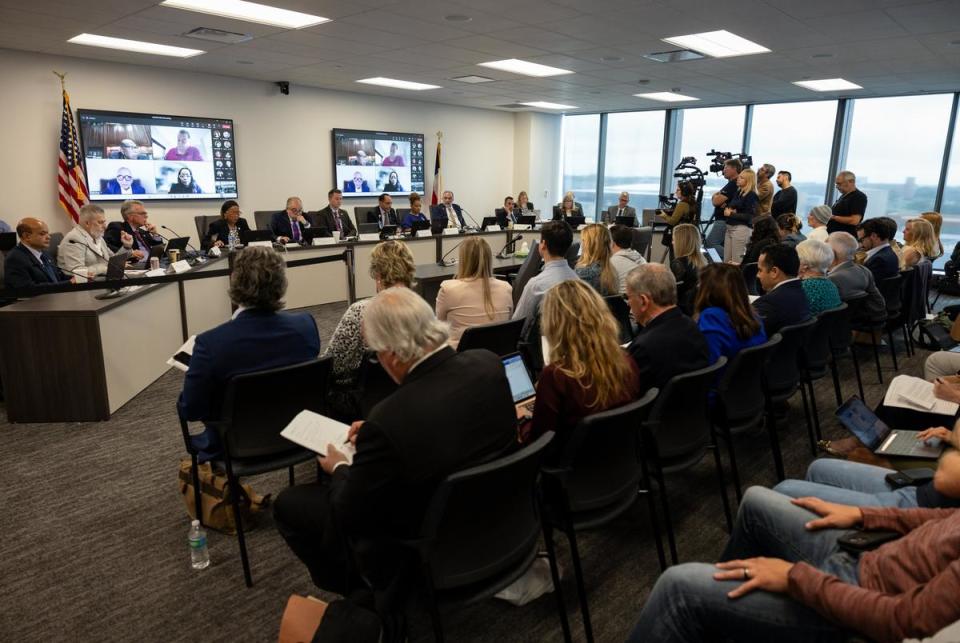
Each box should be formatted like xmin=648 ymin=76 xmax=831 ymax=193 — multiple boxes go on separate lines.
xmin=513 ymin=112 xmax=562 ymax=212
xmin=0 ymin=48 xmax=531 ymax=236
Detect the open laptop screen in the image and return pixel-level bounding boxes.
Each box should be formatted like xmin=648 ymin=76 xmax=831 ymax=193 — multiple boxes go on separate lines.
xmin=502 ymin=353 xmax=535 ymax=403
xmin=835 ymin=396 xmax=889 ymax=450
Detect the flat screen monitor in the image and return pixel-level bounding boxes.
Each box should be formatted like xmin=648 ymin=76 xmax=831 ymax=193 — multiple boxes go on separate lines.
xmin=78 ymin=109 xmax=237 ymax=201
xmin=332 ymin=128 xmax=424 ymax=198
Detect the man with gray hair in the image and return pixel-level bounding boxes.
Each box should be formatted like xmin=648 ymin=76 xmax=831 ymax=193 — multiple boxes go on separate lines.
xmin=828 ymin=170 xmax=868 ymax=236
xmin=603 ymin=191 xmax=637 ymax=224
xmin=59 ymin=203 xmax=133 ymax=277
xmin=104 ymin=199 xmax=163 ymax=258
xmin=271 ymin=196 xmax=311 ymax=244
xmin=826 ymin=231 xmax=885 ymax=322
xmin=274 ymin=287 xmax=516 ymax=594
xmin=757 ymin=163 xmax=776 ymax=215
xmin=625 ymin=263 xmax=709 ymax=394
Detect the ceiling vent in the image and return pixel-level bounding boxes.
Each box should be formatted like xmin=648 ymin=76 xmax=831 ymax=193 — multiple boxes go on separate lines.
xmin=643 ymin=49 xmax=705 ymax=63
xmin=181 ymin=27 xmax=253 ymax=44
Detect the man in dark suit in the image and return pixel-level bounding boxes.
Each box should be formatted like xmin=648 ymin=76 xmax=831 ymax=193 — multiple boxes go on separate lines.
xmin=430 ymin=190 xmax=466 ymax=230
xmin=310 ymin=188 xmax=356 ymax=238
xmin=625 ymin=263 xmax=709 ymax=393
xmin=365 ymin=193 xmax=398 ymax=229
xmin=753 ymin=243 xmax=812 ymax=336
xmin=178 ymin=246 xmax=321 ymax=461
xmin=858 ymin=218 xmax=899 ymax=283
xmin=602 ymin=191 xmax=638 ymax=225
xmin=4 ymin=218 xmax=72 ymax=289
xmin=103 ymin=199 xmax=163 ymax=259
xmin=495 ymin=195 xmax=520 ymax=228
xmin=271 ymin=196 xmax=312 ymax=243
xmin=273 ymin=287 xmax=516 ymax=595
xmin=827 ymin=231 xmax=886 ymax=323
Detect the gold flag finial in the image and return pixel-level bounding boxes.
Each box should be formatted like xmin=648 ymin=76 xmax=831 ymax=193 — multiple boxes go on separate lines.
xmin=52 ymin=70 xmax=67 ymax=91
xmin=436 ymin=130 xmax=443 ymax=140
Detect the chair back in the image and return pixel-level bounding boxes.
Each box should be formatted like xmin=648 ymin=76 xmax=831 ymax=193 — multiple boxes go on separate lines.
xmin=805 ymin=304 xmax=847 ymax=373
xmin=357 ymin=351 xmax=399 ymax=418
xmin=903 ymin=262 xmax=932 ymax=326
xmin=418 ymin=432 xmax=554 ymax=590
xmin=195 ymin=214 xmax=220 ymax=245
xmin=604 ymin=295 xmax=634 ymax=344
xmin=253 ymin=210 xmax=274 ymax=231
xmin=878 ymin=273 xmax=903 ymax=320
xmin=765 ymin=317 xmax=817 ymax=395
xmin=550 ymin=390 xmax=659 ymax=513
xmin=645 ymin=358 xmax=726 ymax=459
xmin=48 ymin=232 xmax=64 ymax=264
xmin=511 ymin=244 xmax=543 ymax=307
xmin=221 ymin=358 xmax=331 ymax=459
xmin=457 ymin=318 xmax=525 ymax=356
xmin=741 ymin=262 xmax=759 ymax=295
xmin=632 ymin=227 xmax=652 ymax=260
xmin=716 ymin=337 xmax=780 ymax=422
xmin=840 ymin=292 xmax=870 ymax=337
xmin=565 ymin=242 xmax=580 ymax=269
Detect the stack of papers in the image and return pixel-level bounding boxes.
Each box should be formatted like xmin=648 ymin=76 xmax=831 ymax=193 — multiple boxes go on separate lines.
xmin=281 ymin=410 xmax=356 ymax=464
xmin=883 ymin=375 xmax=959 ymax=416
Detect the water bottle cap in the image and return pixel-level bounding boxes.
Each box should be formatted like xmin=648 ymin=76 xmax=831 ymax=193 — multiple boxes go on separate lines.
xmin=191 ymin=519 xmax=200 ymax=527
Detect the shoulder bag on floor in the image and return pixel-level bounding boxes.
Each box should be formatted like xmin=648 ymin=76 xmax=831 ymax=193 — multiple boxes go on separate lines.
xmin=178 ymin=459 xmax=270 ymax=535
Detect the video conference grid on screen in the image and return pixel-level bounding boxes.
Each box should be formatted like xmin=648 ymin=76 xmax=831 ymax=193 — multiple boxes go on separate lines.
xmin=78 ymin=109 xmax=238 ymax=201
xmin=333 ymin=128 xmax=425 ymax=197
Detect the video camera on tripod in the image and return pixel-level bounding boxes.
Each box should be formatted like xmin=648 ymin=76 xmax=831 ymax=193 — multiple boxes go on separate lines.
xmin=707 ymin=150 xmax=753 ymax=174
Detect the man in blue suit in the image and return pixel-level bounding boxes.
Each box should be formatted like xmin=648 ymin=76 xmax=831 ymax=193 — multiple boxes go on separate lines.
xmin=858 ymin=218 xmax=899 ymax=284
xmin=178 ymin=246 xmax=321 ymax=461
xmin=4 ymin=218 xmax=72 ymax=289
xmin=753 ymin=243 xmax=811 ymax=336
xmin=271 ymin=196 xmax=311 ymax=243
xmin=430 ymin=190 xmax=466 ymax=230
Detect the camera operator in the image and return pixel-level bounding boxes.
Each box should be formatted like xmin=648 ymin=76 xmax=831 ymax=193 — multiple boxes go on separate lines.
xmin=771 ymin=170 xmax=797 ymax=217
xmin=723 ymin=168 xmax=760 ymax=263
xmin=707 ymin=158 xmax=742 ymax=255
xmin=757 ymin=163 xmax=776 ymax=215
xmin=657 ymin=182 xmax=699 ymax=261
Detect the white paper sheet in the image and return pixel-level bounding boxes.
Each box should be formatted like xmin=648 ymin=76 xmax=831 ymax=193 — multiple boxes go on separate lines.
xmin=281 ymin=410 xmax=356 ymax=464
xmin=883 ymin=375 xmax=959 ymax=416
xmin=166 ymin=335 xmax=196 ymax=373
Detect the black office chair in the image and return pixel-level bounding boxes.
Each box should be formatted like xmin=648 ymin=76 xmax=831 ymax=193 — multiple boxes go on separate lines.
xmin=632 ymin=227 xmax=653 ymax=261
xmin=253 ymin=210 xmax=274 ymax=232
xmin=846 ymin=287 xmax=887 ymax=386
xmin=876 ymin=273 xmax=906 ymax=371
xmin=603 ymin=295 xmax=634 ymax=344
xmin=713 ymin=336 xmax=781 ymax=503
xmin=830 ymin=295 xmax=866 ymax=404
xmin=48 ymin=232 xmax=64 ymax=265
xmin=511 ymin=244 xmax=543 ymax=307
xmin=456 ymin=318 xmax=525 ymax=356
xmin=740 ymin=262 xmax=759 ymax=296
xmin=356 ymin=351 xmax=399 ymax=419
xmin=565 ymin=242 xmax=580 ymax=269
xmin=642 ymin=358 xmax=731 ymax=564
xmin=184 ymin=358 xmax=331 ymax=587
xmin=194 ymin=214 xmax=220 ymax=249
xmin=540 ymin=389 xmax=660 ymax=643
xmin=800 ymin=305 xmax=848 ymax=450
xmin=398 ymin=433 xmax=569 ymax=643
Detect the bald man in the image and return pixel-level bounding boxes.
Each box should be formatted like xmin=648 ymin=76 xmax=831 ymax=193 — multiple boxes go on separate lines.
xmin=4 ymin=218 xmax=72 ymax=289
xmin=271 ymin=196 xmax=311 ymax=243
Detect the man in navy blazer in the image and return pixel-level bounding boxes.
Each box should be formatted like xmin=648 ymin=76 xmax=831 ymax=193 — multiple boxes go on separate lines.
xmin=430 ymin=190 xmax=466 ymax=229
xmin=178 ymin=247 xmax=321 ymax=461
xmin=4 ymin=218 xmax=72 ymax=289
xmin=271 ymin=196 xmax=311 ymax=243
xmin=858 ymin=218 xmax=899 ymax=284
xmin=753 ymin=243 xmax=811 ymax=336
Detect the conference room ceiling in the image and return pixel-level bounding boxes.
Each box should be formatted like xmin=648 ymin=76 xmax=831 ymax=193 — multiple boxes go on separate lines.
xmin=1 ymin=0 xmax=959 ymax=113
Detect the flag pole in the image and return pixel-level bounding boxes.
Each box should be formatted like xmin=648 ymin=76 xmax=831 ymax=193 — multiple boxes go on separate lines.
xmin=52 ymin=70 xmax=66 ymax=91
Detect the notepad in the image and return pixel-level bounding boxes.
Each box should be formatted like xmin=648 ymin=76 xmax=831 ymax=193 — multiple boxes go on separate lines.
xmin=281 ymin=410 xmax=356 ymax=464
xmin=883 ymin=375 xmax=959 ymax=416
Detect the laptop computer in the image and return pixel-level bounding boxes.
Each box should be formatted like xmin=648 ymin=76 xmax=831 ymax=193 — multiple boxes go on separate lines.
xmin=165 ymin=236 xmax=190 ymax=253
xmin=302 ymin=227 xmax=332 ymax=243
xmin=615 ymin=215 xmax=637 ymax=228
xmin=835 ymin=396 xmax=945 ymax=459
xmin=240 ymin=229 xmax=273 ymax=244
xmin=480 ymin=216 xmax=502 ymax=231
xmin=503 ymin=352 xmax=536 ymax=417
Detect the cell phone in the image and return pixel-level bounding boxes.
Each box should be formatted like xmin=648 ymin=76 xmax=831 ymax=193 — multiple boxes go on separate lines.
xmin=837 ymin=529 xmax=901 ymax=554
xmin=884 ymin=468 xmax=936 ymax=488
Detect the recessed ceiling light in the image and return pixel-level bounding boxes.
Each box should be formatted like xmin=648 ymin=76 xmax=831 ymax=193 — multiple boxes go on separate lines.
xmin=443 ymin=14 xmax=472 ymax=22
xmin=451 ymin=75 xmax=495 ymax=84
xmin=67 ymin=33 xmax=204 ymax=58
xmin=478 ymin=58 xmax=574 ymax=77
xmin=793 ymin=78 xmax=862 ymax=91
xmin=634 ymin=91 xmax=699 ymax=102
xmin=356 ymin=77 xmax=440 ymax=91
xmin=601 ymin=55 xmax=623 ymax=62
xmin=662 ymin=30 xmax=770 ymax=58
xmin=160 ymin=0 xmax=329 ymax=29
xmin=521 ymin=101 xmax=577 ymax=110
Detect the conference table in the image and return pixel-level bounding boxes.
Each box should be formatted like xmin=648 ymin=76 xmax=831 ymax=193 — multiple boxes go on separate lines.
xmin=0 ymin=229 xmax=520 ymax=422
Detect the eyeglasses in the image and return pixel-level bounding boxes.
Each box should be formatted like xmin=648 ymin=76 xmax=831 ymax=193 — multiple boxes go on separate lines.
xmin=289 ymin=208 xmax=303 ymax=214
xmin=117 ymin=175 xmax=133 ymax=180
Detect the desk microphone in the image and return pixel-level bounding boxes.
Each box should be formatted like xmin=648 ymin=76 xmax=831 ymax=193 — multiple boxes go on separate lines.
xmin=496 ymin=234 xmax=523 ymax=260
xmin=459 ymin=207 xmax=480 ymax=230
xmin=437 ymin=240 xmax=464 ymax=267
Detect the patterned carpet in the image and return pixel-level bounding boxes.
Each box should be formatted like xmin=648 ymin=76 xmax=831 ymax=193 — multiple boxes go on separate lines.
xmin=0 ymin=299 xmax=936 ymax=642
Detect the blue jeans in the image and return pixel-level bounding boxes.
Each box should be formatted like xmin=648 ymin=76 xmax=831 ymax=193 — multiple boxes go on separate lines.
xmin=627 ymin=487 xmax=859 ymax=643
xmin=705 ymin=219 xmax=726 ymax=253
xmin=773 ymin=459 xmax=919 ymax=508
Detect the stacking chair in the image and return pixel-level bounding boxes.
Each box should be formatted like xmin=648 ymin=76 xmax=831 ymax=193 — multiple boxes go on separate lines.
xmin=877 ymin=273 xmax=905 ymax=370
xmin=850 ymin=275 xmax=897 ymax=384
xmin=836 ymin=293 xmax=868 ymax=403
xmin=397 ymin=433 xmax=569 ymax=643
xmin=603 ymin=294 xmax=635 ymax=344
xmin=540 ymin=389 xmax=660 ymax=643
xmin=641 ymin=358 xmax=731 ymax=565
xmin=800 ymin=304 xmax=848 ymax=450
xmin=740 ymin=262 xmax=759 ymax=295
xmin=179 ymin=357 xmax=332 ymax=587
xmin=456 ymin=318 xmax=525 ymax=356
xmin=632 ymin=227 xmax=653 ymax=261
xmin=713 ymin=337 xmax=781 ymax=503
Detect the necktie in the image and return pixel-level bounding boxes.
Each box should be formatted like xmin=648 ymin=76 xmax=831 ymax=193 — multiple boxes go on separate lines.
xmin=334 ymin=210 xmax=341 ymax=232
xmin=381 ymin=210 xmax=387 ymax=228
xmin=40 ymin=254 xmax=57 ymax=282
xmin=447 ymin=206 xmax=456 ymax=228
xmin=618 ymin=208 xmax=623 ymax=217
xmin=291 ymin=219 xmax=301 ymax=242
xmin=133 ymin=228 xmax=147 ymax=251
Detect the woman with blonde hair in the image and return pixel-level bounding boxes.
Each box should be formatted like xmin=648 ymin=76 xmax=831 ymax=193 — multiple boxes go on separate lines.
xmin=554 ymin=191 xmax=584 ymax=220
xmin=901 ymin=217 xmax=938 ymax=268
xmin=722 ymin=168 xmax=760 ymax=263
xmin=671 ymin=223 xmax=705 ymax=315
xmin=575 ymin=223 xmax=618 ymax=295
xmin=523 ymin=279 xmax=641 ymax=444
xmin=517 ymin=190 xmax=534 ymax=211
xmin=435 ymin=236 xmax=513 ymax=347
xmin=919 ymin=211 xmax=944 ymax=257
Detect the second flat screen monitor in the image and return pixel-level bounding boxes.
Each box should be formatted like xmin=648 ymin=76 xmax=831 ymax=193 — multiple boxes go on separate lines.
xmin=332 ymin=128 xmax=424 ymax=198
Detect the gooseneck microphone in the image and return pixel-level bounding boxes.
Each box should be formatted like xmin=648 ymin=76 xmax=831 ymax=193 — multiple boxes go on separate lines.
xmin=459 ymin=206 xmax=480 ymax=230
xmin=496 ymin=234 xmax=523 ymax=260
xmin=160 ymin=225 xmax=203 ymax=262
xmin=437 ymin=240 xmax=465 ymax=267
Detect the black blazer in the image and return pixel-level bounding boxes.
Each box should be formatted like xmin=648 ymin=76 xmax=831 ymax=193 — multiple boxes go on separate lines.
xmin=494 ymin=207 xmax=520 ymax=227
xmin=330 ymin=347 xmax=516 ymax=587
xmin=202 ymin=217 xmax=250 ymax=250
xmin=4 ymin=243 xmax=69 ymax=289
xmin=365 ymin=208 xmax=399 ymax=227
xmin=311 ymin=206 xmax=357 ymax=237
xmin=429 ymin=204 xmax=465 ymax=229
xmin=270 ymin=211 xmax=310 ymax=241
xmin=865 ymin=245 xmax=899 ymax=284
xmin=752 ymin=279 xmax=811 ymax=336
xmin=628 ymin=306 xmax=710 ymax=394
xmin=104 ymin=221 xmax=164 ymax=253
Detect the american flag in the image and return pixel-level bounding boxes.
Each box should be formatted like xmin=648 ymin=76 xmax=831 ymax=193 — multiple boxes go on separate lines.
xmin=57 ymin=88 xmax=88 ymax=223
xmin=431 ymin=137 xmax=442 ymax=206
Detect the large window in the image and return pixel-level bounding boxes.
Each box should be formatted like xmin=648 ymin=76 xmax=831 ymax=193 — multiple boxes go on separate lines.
xmin=675 ymin=106 xmax=745 ymax=195
xmin=601 ymin=111 xmax=665 ymax=213
xmin=748 ymin=100 xmax=838 ymax=218
xmin=940 ymin=105 xmax=960 ymax=262
xmin=560 ymin=114 xmax=600 ymax=219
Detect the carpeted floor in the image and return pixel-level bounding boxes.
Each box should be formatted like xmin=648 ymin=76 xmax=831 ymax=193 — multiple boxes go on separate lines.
xmin=0 ymin=300 xmax=937 ymax=642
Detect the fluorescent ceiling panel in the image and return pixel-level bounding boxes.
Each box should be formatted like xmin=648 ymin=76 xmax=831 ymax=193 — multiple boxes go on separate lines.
xmin=478 ymin=58 xmax=574 ymax=77
xmin=793 ymin=78 xmax=863 ymax=91
xmin=634 ymin=92 xmax=699 ymax=102
xmin=356 ymin=77 xmax=441 ymax=91
xmin=522 ymin=101 xmax=577 ymax=109
xmin=161 ymin=0 xmax=329 ymax=29
xmin=67 ymin=33 xmax=204 ymax=58
xmin=662 ymin=30 xmax=770 ymax=58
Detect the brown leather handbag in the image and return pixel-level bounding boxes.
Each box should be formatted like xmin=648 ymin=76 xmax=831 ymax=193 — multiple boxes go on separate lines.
xmin=178 ymin=459 xmax=270 ymax=534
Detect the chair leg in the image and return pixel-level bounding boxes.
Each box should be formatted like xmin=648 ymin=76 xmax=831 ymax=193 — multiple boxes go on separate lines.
xmin=765 ymin=402 xmax=786 ymax=482
xmin=850 ymin=347 xmax=865 ymax=401
xmin=902 ymin=324 xmax=913 ymax=357
xmin=288 ymin=465 xmax=295 ymax=487
xmin=829 ymin=353 xmax=843 ymax=407
xmin=887 ymin=329 xmax=899 ymax=371
xmin=708 ymin=437 xmax=733 ymax=532
xmin=721 ymin=424 xmax=743 ymax=505
xmin=541 ymin=524 xmax=573 ymax=643
xmin=639 ymin=457 xmax=668 ymax=572
xmin=870 ymin=330 xmax=883 ymax=384
xmin=807 ymin=379 xmax=823 ymax=444
xmin=563 ymin=519 xmax=593 ymax=643
xmin=652 ymin=461 xmax=678 ymax=565
xmin=225 ymin=463 xmax=253 ymax=587
xmin=798 ymin=382 xmax=815 ymax=458
xmin=190 ymin=455 xmax=204 ymax=528
xmin=421 ymin=566 xmax=445 ymax=643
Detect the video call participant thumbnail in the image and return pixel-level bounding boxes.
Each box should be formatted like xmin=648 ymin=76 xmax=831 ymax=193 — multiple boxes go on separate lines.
xmin=164 ymin=129 xmax=203 ymax=162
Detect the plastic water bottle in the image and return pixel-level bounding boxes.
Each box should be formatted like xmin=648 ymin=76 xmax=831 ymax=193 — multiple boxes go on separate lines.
xmin=188 ymin=520 xmax=210 ymax=570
